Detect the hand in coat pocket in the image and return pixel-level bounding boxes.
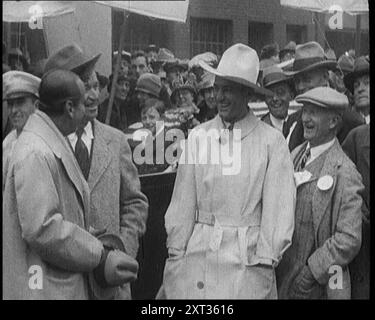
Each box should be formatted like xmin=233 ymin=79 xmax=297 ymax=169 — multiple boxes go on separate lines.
xmin=290 ymin=265 xmax=320 ymax=299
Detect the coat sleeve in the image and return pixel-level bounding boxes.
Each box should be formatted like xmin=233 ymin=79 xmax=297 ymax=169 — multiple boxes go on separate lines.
xmin=254 ymin=133 xmax=296 ymax=267
xmin=14 ymin=150 xmax=103 ymax=272
xmin=164 ymin=134 xmax=197 ymax=253
xmin=119 ymin=138 xmax=149 ymax=258
xmin=307 ymin=164 xmax=363 ymax=285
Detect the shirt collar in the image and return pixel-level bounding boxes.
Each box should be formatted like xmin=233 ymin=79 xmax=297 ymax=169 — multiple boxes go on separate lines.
xmin=307 ymin=138 xmax=335 ymax=160
xmin=67 ymin=121 xmax=94 ymax=142
xmin=269 ymin=114 xmax=287 ymax=132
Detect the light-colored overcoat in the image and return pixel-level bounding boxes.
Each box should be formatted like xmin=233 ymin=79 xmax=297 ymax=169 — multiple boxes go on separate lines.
xmin=87 ymin=119 xmax=149 ymax=299
xmin=278 ymin=139 xmax=363 ymax=299
xmin=3 ymin=110 xmax=104 ymax=300
xmin=160 ymin=110 xmax=296 ymax=299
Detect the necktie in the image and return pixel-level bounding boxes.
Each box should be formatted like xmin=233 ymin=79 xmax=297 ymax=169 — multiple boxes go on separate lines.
xmin=298 ymin=146 xmax=311 ymax=171
xmin=282 ymin=121 xmax=289 ymax=137
xmin=75 ymin=128 xmax=90 ymax=180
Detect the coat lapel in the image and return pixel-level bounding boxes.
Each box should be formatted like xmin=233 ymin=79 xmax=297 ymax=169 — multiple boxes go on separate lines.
xmin=311 ymin=140 xmax=343 ymax=238
xmin=88 ymin=120 xmax=113 ymax=191
xmin=24 ymin=111 xmax=91 ymax=226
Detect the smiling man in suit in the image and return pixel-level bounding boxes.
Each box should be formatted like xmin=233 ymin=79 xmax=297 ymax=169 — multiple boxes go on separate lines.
xmin=44 ymin=44 xmax=149 ymax=300
xmin=276 ymin=87 xmax=364 ymax=299
xmin=285 ymin=42 xmax=364 ymax=151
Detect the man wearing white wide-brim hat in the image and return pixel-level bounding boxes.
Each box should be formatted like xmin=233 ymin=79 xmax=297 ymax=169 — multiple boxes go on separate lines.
xmin=158 ymin=44 xmax=296 ymax=299
xmin=277 ymin=87 xmax=363 ymax=299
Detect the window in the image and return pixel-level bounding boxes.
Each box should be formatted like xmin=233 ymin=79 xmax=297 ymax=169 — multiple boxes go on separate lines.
xmin=112 ymin=10 xmax=168 ymax=53
xmin=190 ymin=18 xmax=232 ymax=57
xmin=286 ymin=24 xmax=307 ymax=45
xmin=248 ymin=21 xmax=273 ymax=55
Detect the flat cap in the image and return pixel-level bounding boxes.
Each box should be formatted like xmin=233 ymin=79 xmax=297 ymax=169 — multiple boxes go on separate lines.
xmin=295 ymin=86 xmax=348 ymax=111
xmin=3 ymin=70 xmax=41 ymax=100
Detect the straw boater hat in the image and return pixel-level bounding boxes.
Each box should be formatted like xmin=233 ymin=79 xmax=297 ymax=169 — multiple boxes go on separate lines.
xmin=343 ymin=56 xmax=370 ymax=94
xmin=44 ymin=43 xmax=101 ymax=78
xmin=200 ymin=43 xmax=273 ymax=96
xmin=287 ymin=41 xmax=337 ymax=76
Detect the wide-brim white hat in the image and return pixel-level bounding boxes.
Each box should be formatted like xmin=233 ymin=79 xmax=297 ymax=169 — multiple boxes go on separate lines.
xmin=199 ymin=43 xmax=273 ymax=97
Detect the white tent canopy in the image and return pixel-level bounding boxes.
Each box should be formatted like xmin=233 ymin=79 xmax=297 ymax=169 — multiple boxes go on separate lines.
xmin=280 ymin=0 xmax=368 ymax=15
xmin=2 ymin=1 xmax=75 ymax=22
xmin=94 ymin=1 xmax=189 ymax=22
xmin=3 ymin=1 xmax=189 ymax=23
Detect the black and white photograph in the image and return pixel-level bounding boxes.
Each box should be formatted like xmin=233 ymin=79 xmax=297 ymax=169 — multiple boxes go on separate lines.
xmin=2 ymin=0 xmax=370 ymax=305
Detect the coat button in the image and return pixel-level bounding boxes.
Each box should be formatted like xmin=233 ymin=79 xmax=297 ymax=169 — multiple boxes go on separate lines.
xmin=197 ymin=281 xmax=204 ymax=289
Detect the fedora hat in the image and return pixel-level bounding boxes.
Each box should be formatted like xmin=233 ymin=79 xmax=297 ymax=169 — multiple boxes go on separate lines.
xmin=287 ymin=41 xmax=337 ymax=76
xmin=44 ymin=43 xmax=101 ymax=78
xmin=262 ymin=65 xmax=293 ymax=88
xmin=337 ymin=54 xmax=354 ymax=74
xmin=200 ymin=43 xmax=273 ymax=96
xmin=343 ymin=56 xmax=369 ymax=93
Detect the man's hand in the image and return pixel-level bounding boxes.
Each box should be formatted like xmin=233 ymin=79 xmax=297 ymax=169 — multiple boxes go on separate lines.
xmin=94 ymin=249 xmax=138 ymax=288
xmin=290 ymin=265 xmax=319 ymax=299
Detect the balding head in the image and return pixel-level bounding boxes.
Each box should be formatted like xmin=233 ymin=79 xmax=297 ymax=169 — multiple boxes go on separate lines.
xmin=39 ymin=69 xmax=85 ymax=115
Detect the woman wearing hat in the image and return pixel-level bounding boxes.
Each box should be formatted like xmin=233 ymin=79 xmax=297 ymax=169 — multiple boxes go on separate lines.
xmin=163 ymin=77 xmax=200 ymax=137
xmin=196 ymin=72 xmax=218 ymax=123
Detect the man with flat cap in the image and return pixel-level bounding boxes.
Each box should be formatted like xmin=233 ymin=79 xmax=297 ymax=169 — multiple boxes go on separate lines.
xmin=261 ymin=65 xmax=295 ymax=142
xmin=3 ymin=69 xmax=138 ymax=299
xmin=276 ymin=87 xmax=364 ymax=299
xmin=3 ymin=71 xmax=41 ymax=190
xmin=285 ymin=41 xmax=364 ymax=151
xmin=158 ymin=43 xmax=295 ymax=299
xmin=44 ymin=43 xmax=148 ymax=300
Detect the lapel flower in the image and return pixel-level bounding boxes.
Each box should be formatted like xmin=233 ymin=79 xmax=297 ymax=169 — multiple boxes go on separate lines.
xmin=294 ymin=170 xmax=312 ymax=187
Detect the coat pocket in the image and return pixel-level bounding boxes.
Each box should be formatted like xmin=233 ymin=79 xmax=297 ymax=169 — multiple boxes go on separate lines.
xmin=238 ymin=225 xmax=260 ymax=266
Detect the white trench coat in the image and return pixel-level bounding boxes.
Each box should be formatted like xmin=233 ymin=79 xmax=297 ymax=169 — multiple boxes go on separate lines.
xmin=159 ymin=111 xmax=296 ymax=299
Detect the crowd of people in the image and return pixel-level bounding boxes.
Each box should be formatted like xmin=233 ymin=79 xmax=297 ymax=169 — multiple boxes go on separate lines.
xmin=2 ymin=36 xmax=370 ymax=300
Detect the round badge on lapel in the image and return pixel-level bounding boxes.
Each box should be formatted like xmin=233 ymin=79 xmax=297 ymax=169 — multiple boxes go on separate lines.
xmin=317 ymin=175 xmax=333 ymax=191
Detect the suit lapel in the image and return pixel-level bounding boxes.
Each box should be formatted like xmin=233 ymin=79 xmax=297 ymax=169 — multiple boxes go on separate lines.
xmin=88 ymin=120 xmax=113 ymax=191
xmin=311 ymin=140 xmax=343 ymax=239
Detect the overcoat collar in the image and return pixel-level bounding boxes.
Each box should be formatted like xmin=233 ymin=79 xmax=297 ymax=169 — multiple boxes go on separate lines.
xmin=23 ymin=110 xmax=91 ymax=226
xmin=87 ymin=120 xmax=113 ymax=191
xmin=214 ymin=108 xmax=259 ymax=140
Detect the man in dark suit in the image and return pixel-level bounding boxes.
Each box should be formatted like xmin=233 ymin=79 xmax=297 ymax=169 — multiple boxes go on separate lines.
xmin=44 ymin=44 xmax=149 ymax=300
xmin=285 ymin=42 xmax=364 ymax=151
xmin=261 ymin=65 xmax=295 ymax=141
